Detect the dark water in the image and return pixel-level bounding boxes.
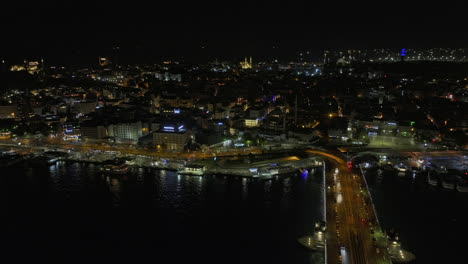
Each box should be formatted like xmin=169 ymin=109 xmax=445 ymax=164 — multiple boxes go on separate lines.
xmin=366 ymin=170 xmax=468 ymax=263
xmin=2 ymin=162 xmax=324 ymax=264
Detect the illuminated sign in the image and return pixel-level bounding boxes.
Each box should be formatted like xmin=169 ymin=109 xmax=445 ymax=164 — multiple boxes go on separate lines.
xmin=400 ymin=48 xmax=406 ymax=57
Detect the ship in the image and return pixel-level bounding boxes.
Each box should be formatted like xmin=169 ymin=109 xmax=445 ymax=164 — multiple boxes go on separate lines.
xmin=100 ymin=159 xmax=129 ymax=174
xmin=100 ymin=163 xmax=129 ymax=174
xmin=177 ymin=164 xmax=206 ymax=176
xmin=29 ymin=150 xmax=68 ymax=167
xmin=258 ymin=165 xmax=297 ymax=178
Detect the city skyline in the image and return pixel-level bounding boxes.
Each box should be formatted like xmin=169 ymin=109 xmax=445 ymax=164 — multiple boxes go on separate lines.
xmin=2 ymin=2 xmax=468 ymax=64
xmin=2 ymin=2 xmax=467 ymax=264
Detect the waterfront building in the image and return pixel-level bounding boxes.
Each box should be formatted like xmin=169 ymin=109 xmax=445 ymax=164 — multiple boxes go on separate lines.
xmin=108 ymin=121 xmax=143 ymax=142
xmin=153 ymin=125 xmax=192 ymax=151
xmin=80 ymin=120 xmax=108 ymax=139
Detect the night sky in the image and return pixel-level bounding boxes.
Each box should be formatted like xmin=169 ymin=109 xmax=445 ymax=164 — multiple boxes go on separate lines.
xmin=2 ymin=1 xmax=467 ymax=64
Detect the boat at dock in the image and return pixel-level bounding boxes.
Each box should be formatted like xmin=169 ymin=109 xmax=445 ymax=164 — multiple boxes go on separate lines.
xmin=177 ymin=164 xmax=206 ymax=176
xmin=28 ymin=150 xmax=69 ymax=167
xmin=258 ymin=165 xmax=297 ymax=177
xmin=100 ymin=163 xmax=129 ymax=174
xmin=100 ymin=159 xmax=129 ymax=174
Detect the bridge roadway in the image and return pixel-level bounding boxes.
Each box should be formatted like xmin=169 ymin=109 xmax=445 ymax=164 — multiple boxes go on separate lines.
xmin=306 ymin=150 xmax=391 ymax=264
xmin=0 ymin=140 xmax=263 ymax=159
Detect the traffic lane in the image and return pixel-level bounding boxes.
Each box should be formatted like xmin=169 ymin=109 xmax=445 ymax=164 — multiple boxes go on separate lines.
xmin=318 ymin=153 xmax=389 ymax=264
xmin=354 ymin=168 xmax=392 ymax=263
xmin=325 ymin=162 xmax=338 ymax=263
xmin=331 ymin=162 xmax=362 ymax=263
xmin=339 ymin=168 xmax=380 ymax=264
xmin=327 ymin=162 xmax=358 ymax=264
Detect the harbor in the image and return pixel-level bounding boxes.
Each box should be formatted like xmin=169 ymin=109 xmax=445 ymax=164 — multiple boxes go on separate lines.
xmin=2 ymin=155 xmax=326 ymax=264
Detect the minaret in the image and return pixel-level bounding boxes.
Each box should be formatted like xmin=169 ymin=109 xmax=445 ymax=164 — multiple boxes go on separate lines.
xmin=40 ymin=58 xmax=45 ymax=78
xmin=283 ymin=111 xmax=286 ymax=134
xmin=294 ymin=93 xmax=298 ymax=124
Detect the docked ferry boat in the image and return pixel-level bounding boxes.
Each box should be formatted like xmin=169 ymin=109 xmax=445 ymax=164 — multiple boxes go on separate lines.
xmin=178 ymin=164 xmax=206 ymax=176
xmin=100 ymin=159 xmax=129 ymax=174
xmin=259 ymin=165 xmax=297 ymax=178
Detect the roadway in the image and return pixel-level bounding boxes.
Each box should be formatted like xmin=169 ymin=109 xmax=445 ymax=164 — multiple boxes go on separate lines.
xmin=306 ymin=150 xmax=391 ymax=264
xmin=0 ymin=137 xmax=264 ymax=159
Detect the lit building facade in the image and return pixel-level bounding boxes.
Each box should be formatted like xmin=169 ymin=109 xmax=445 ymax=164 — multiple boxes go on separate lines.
xmin=108 ymin=121 xmax=143 ymax=142
xmin=153 ymin=125 xmax=191 ymax=151
xmin=244 ymin=119 xmax=260 ymax=127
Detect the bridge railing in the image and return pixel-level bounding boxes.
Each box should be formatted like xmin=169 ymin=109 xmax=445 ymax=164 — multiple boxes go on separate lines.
xmin=358 ymin=164 xmax=381 ymax=227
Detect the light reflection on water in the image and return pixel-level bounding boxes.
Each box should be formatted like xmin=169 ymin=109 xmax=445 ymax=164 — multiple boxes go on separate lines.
xmin=109 ymin=177 xmax=121 ymax=207
xmin=365 ymin=168 xmax=468 ymax=264
xmin=7 ymin=162 xmax=326 ymax=264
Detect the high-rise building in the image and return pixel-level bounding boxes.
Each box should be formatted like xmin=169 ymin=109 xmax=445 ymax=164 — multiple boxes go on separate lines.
xmin=153 ymin=125 xmax=191 ymax=151
xmin=108 ymin=121 xmax=143 ymax=142
xmin=80 ymin=121 xmax=108 ymax=139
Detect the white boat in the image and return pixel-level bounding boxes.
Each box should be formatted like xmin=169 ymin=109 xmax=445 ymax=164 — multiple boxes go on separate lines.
xmin=178 ymin=164 xmax=206 ymax=176
xmin=259 ymin=165 xmax=297 ymax=177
